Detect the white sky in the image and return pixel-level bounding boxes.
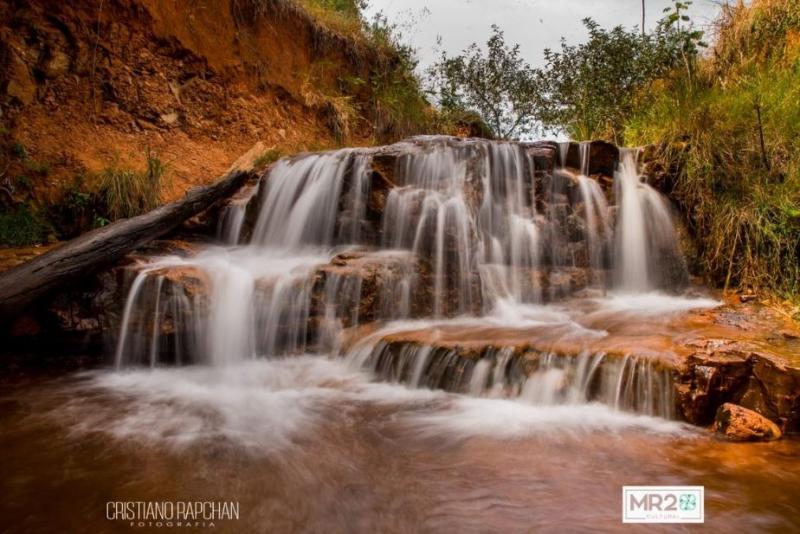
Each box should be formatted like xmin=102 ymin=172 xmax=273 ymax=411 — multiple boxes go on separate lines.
xmin=364 ymin=0 xmax=725 ymax=70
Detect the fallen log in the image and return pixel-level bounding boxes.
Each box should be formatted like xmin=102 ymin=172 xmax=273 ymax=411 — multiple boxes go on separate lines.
xmin=0 ymin=169 xmax=252 ymax=324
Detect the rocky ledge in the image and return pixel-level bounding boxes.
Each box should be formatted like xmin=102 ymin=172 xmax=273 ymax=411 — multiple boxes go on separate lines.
xmin=340 ymin=295 xmax=800 ymax=435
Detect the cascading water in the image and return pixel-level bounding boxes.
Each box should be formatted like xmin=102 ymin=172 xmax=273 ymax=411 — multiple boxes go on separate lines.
xmin=112 ymin=136 xmax=697 ymax=421
xmin=614 ymin=148 xmax=688 ymax=291
xmin=575 ymin=141 xmax=613 ymax=277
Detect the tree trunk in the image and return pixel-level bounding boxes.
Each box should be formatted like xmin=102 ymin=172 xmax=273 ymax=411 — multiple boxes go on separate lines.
xmin=0 ymin=169 xmax=252 ymax=323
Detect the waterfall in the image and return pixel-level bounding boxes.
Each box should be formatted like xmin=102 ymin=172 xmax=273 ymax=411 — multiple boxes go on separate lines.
xmin=577 ymin=176 xmax=612 ymax=274
xmin=111 ymin=136 xmax=693 ymax=420
xmin=614 ymin=148 xmax=687 ymax=291
xmin=250 ymin=150 xmax=370 ymax=248
xmin=614 ymin=149 xmax=650 ymax=290
xmin=347 ymin=338 xmax=675 ymax=419
xmin=217 ymin=203 xmax=247 ymax=245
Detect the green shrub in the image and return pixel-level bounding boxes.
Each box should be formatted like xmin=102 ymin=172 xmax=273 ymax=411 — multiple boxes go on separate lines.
xmin=51 ymin=179 xmax=95 ymax=239
xmin=0 ymin=206 xmax=51 ymax=247
xmin=11 ymin=142 xmax=27 ymax=159
xmin=362 ymin=11 xmax=432 ymax=141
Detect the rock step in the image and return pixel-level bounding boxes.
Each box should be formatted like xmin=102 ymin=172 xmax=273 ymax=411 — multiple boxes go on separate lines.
xmin=341 ymin=312 xmax=800 ymax=432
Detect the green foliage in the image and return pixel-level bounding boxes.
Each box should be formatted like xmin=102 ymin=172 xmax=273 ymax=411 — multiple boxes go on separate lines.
xmin=0 ymin=206 xmax=51 ymax=247
xmin=295 ymin=0 xmax=366 ymax=36
xmin=98 ymin=149 xmax=165 ymax=220
xmin=49 ymin=175 xmax=107 ymax=238
xmin=14 ymin=175 xmax=32 ymax=192
xmin=711 ymin=0 xmax=800 ymax=74
xmin=254 ymin=149 xmax=283 ymax=167
xmin=51 ymin=176 xmax=95 ymax=239
xmin=427 ymin=26 xmax=540 ymax=139
xmin=432 ymin=108 xmax=494 ymax=139
xmin=11 ymin=142 xmax=27 ymax=159
xmin=425 ymin=2 xmax=704 ymax=142
xmin=536 ymin=4 xmax=705 ymax=142
xmin=23 ymin=159 xmax=50 ymax=175
xmin=304 ymin=0 xmax=362 ymax=16
xmin=626 ymin=0 xmax=800 ymax=296
xmin=362 ymin=9 xmax=432 ymax=141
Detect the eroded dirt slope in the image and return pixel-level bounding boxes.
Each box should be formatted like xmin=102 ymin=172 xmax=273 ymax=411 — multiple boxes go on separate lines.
xmin=0 ymin=0 xmax=389 ymax=204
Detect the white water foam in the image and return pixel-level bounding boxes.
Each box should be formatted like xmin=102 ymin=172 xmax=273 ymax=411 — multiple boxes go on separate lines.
xmin=403 ymin=397 xmax=690 ymax=441
xmin=594 ymin=292 xmax=720 ymax=314
xmin=61 ymin=357 xmax=688 ymax=453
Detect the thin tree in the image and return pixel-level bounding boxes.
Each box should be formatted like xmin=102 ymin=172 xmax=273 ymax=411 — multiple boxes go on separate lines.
xmin=426 ymin=26 xmax=542 ymax=139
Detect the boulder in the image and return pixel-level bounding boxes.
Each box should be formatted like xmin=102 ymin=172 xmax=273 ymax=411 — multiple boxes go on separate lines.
xmin=713 ymin=403 xmax=782 ymax=441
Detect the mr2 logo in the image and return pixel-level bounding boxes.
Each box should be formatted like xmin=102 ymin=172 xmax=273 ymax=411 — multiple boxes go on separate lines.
xmin=622 ymin=486 xmax=704 ymax=523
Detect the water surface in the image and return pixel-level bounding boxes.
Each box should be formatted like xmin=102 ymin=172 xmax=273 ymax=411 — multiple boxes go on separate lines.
xmin=1 ymin=358 xmax=798 ymax=533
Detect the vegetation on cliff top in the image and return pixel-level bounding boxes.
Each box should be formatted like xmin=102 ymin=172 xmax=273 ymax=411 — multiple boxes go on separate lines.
xmin=244 ymin=0 xmax=436 ymax=142
xmin=626 ymin=0 xmax=800 ymax=299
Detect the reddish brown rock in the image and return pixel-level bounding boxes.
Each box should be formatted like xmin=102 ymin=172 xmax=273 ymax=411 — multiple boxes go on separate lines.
xmin=714 ymin=403 xmax=782 ymax=441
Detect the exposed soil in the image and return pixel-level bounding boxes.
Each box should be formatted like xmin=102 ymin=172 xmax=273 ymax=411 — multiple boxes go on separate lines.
xmin=0 ymin=0 xmax=384 ymax=209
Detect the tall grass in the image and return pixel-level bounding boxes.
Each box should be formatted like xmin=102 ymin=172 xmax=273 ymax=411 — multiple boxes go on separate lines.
xmin=626 ymin=0 xmax=800 ymax=298
xmin=296 ymin=0 xmax=364 ymax=37
xmin=99 ymin=149 xmax=165 ymax=220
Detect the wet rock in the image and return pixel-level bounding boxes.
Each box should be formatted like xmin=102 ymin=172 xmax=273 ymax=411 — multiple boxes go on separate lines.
xmin=676 ymin=345 xmax=751 ymax=425
xmin=154 ymin=266 xmax=211 ymax=300
xmin=546 ymin=267 xmax=590 ymax=298
xmin=311 ymin=250 xmax=429 ymax=329
xmin=734 ymin=376 xmax=778 ymax=421
xmin=566 ymin=212 xmax=587 ymax=243
xmin=524 ymin=143 xmax=558 ymax=174
xmin=749 ymin=353 xmax=800 ymax=433
xmin=714 ymin=403 xmax=782 ymax=441
xmin=651 ymin=240 xmax=690 ymax=291
xmin=562 ymin=141 xmax=619 ymax=178
xmin=132 ymin=239 xmax=201 ymax=259
xmin=586 ymin=141 xmax=619 ymax=178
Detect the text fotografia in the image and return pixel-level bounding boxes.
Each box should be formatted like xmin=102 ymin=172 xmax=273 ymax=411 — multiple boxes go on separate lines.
xmin=622 ymin=486 xmax=704 ymax=523
xmin=107 ymin=501 xmax=240 ymax=528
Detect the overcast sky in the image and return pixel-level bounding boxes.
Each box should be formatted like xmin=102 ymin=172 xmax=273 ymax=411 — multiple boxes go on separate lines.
xmin=364 ymin=0 xmax=725 ymax=70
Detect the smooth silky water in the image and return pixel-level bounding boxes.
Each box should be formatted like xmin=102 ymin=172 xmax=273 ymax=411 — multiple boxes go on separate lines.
xmin=2 ymin=138 xmax=798 ymax=532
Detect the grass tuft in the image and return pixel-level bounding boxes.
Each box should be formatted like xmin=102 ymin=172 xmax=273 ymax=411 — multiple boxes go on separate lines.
xmin=98 ymin=149 xmax=165 ymax=220
xmin=254 ymin=149 xmax=283 ymax=167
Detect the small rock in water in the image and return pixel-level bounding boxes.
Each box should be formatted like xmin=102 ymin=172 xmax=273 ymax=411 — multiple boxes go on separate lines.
xmin=713 ymin=403 xmax=782 ymax=442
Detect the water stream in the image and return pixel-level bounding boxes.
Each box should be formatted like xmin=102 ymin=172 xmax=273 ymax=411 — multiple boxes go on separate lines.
xmin=5 ymin=137 xmax=797 ymax=531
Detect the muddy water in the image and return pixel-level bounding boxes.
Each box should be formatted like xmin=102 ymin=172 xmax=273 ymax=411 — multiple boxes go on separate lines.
xmin=1 ymin=358 xmax=798 ymax=533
